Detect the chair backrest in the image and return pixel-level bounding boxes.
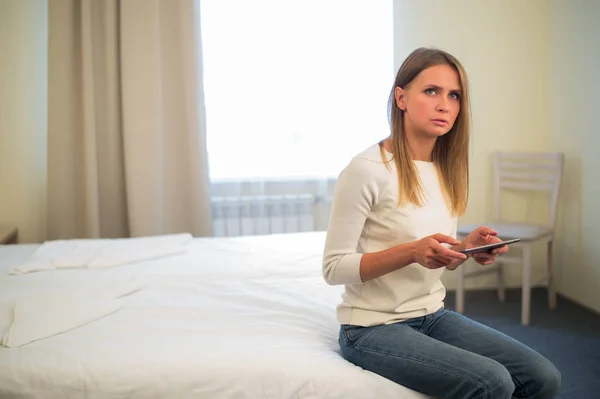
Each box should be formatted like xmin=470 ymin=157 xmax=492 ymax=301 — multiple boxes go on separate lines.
xmin=493 ymin=151 xmax=564 ymax=228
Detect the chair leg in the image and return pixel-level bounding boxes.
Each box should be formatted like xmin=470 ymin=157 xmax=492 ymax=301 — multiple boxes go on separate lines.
xmin=547 ymin=239 xmax=557 ymax=309
xmin=456 ymin=264 xmax=465 ymax=313
xmin=521 ymin=245 xmax=532 ymax=326
xmin=497 ymin=262 xmax=505 ymax=302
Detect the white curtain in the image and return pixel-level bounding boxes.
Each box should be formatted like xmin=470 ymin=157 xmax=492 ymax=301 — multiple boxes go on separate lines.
xmin=200 ymin=0 xmax=393 ymax=237
xmin=47 ymin=0 xmax=212 ymax=239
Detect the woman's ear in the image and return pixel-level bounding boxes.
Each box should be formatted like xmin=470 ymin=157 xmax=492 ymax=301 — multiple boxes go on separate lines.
xmin=395 ymin=86 xmax=406 ymax=111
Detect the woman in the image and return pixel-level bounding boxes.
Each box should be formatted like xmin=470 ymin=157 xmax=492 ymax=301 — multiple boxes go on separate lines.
xmin=322 ymin=47 xmax=561 ymax=399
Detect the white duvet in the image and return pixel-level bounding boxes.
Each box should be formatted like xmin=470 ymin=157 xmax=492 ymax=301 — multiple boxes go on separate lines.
xmin=0 ymin=232 xmax=429 ymax=399
xmin=8 ymin=233 xmax=193 ymax=274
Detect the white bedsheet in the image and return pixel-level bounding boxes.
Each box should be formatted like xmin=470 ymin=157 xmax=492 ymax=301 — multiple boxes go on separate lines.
xmin=0 ymin=233 xmax=429 ymax=399
xmin=9 ymin=233 xmax=193 ymax=274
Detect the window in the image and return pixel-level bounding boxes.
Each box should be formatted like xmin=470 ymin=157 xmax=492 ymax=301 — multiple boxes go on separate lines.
xmin=200 ymin=0 xmax=393 ymax=181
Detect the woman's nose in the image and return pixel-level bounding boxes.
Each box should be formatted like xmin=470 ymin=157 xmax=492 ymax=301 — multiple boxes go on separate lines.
xmin=436 ymin=99 xmax=450 ymax=112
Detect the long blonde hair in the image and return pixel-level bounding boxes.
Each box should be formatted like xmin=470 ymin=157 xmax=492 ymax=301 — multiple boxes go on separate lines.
xmin=382 ymin=47 xmax=470 ymax=216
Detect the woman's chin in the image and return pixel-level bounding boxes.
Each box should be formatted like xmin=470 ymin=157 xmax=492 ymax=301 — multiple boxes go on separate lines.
xmin=431 ymin=124 xmax=454 ymax=136
xmin=423 ymin=128 xmax=452 ymax=138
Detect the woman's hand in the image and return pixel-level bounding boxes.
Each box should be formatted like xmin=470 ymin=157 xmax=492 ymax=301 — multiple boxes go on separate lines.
xmin=463 ymin=226 xmax=509 ymax=266
xmin=413 ymin=234 xmax=468 ymax=270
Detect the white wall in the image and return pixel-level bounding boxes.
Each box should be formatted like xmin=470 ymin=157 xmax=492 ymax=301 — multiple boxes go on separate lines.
xmin=393 ymin=0 xmax=551 ymax=291
xmin=392 ymin=0 xmax=600 ymax=315
xmin=548 ymin=0 xmax=600 ymax=313
xmin=0 ymin=0 xmax=48 ymax=243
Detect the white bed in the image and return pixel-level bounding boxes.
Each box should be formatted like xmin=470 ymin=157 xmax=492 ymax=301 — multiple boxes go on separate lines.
xmin=0 ymin=232 xmax=429 ymax=399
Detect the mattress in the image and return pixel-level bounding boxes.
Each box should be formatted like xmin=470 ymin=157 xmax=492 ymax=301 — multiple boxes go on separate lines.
xmin=0 ymin=232 xmax=429 ymax=399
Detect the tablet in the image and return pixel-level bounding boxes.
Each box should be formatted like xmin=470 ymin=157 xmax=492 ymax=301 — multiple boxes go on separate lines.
xmin=460 ymin=238 xmax=520 ymax=255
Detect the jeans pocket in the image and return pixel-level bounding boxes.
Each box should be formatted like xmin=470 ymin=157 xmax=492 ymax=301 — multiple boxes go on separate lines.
xmin=342 ymin=324 xmax=376 ymax=344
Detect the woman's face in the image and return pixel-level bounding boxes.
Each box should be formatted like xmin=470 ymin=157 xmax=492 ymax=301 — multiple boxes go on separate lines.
xmin=395 ymin=64 xmax=462 ymax=138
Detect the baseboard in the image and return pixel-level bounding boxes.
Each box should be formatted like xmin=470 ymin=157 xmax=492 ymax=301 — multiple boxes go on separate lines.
xmin=555 ymin=290 xmax=600 ymax=317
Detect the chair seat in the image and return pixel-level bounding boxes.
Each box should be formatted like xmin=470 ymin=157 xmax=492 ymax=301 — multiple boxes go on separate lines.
xmin=457 ymin=222 xmax=553 ymax=242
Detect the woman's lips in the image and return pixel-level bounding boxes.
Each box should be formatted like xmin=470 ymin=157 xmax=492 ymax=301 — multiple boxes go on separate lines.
xmin=431 ymin=119 xmax=448 ymax=126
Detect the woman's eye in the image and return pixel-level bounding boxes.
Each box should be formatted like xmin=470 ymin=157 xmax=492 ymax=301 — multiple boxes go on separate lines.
xmin=450 ymin=92 xmax=461 ymax=100
xmin=425 ymin=88 xmax=436 ymax=95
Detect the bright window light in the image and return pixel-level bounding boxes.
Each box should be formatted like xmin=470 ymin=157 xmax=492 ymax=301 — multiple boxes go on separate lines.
xmin=200 ymin=0 xmax=393 ymax=180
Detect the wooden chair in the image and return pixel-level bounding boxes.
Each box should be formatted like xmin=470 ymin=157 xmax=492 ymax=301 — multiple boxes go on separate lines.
xmin=456 ymin=151 xmax=564 ymax=325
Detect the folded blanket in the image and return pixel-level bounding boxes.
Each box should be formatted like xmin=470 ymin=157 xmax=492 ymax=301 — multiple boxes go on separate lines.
xmin=9 ymin=233 xmax=193 ymax=275
xmin=0 ymin=278 xmax=146 ymax=348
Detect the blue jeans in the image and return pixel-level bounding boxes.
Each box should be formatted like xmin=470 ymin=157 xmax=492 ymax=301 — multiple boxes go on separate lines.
xmin=339 ymin=308 xmax=561 ymax=399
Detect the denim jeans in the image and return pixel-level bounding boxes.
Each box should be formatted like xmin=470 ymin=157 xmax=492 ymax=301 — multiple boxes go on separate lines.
xmin=339 ymin=308 xmax=561 ymax=399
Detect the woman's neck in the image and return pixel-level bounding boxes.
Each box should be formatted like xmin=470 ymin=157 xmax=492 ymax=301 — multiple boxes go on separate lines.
xmin=406 ymin=130 xmax=436 ymax=162
xmin=382 ymin=131 xmax=436 ymax=163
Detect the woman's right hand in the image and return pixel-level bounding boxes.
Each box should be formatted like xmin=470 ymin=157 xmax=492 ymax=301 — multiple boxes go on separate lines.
xmin=413 ymin=234 xmax=467 ymax=269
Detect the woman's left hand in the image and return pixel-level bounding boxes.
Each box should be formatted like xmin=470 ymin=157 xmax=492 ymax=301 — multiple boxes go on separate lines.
xmin=465 ymin=226 xmax=509 ymax=265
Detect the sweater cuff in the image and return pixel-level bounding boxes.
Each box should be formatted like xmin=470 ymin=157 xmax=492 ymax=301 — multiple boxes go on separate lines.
xmin=337 ymin=253 xmax=364 ymax=284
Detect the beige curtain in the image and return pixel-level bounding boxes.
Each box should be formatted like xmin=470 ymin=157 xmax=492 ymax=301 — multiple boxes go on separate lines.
xmin=47 ymin=0 xmax=212 ymax=239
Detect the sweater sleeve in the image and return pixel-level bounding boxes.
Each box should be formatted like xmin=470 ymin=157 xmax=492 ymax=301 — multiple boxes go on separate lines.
xmin=322 ymin=157 xmax=381 ymax=285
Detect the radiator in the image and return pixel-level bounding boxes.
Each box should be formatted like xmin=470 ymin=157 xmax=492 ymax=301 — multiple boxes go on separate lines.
xmin=211 ymin=194 xmax=330 ymax=237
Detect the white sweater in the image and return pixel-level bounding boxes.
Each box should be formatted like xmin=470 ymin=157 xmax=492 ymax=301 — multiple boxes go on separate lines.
xmin=322 ymin=143 xmax=457 ymax=326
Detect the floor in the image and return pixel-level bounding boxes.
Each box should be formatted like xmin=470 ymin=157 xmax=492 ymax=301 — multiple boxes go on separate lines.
xmin=445 ymin=287 xmax=600 ymax=399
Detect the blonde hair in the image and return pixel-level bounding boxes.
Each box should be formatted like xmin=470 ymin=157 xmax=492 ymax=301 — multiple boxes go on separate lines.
xmin=381 ymin=47 xmax=470 ymax=216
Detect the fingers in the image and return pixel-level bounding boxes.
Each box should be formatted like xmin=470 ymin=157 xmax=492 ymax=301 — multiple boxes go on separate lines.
xmin=432 ymin=254 xmax=453 ymax=265
xmin=423 ymin=251 xmax=464 ymax=269
xmin=472 ymin=251 xmax=501 ymax=265
xmin=491 ymin=244 xmax=509 ymax=254
xmin=433 ymin=245 xmax=467 ymax=261
xmin=472 ymin=253 xmax=494 ymax=263
xmin=474 ymin=257 xmax=495 ymax=266
xmin=477 ymin=226 xmax=498 ymax=237
xmin=432 ymin=233 xmax=461 ymax=246
xmin=416 ymin=233 xmax=468 ymax=270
